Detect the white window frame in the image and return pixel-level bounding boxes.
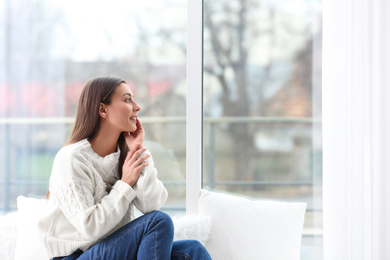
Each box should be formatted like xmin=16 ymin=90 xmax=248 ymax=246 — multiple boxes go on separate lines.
xmin=186 ymin=0 xmax=203 ymax=215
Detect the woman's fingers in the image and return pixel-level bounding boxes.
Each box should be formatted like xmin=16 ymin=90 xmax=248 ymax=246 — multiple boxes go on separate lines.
xmin=135 ymin=119 xmax=144 ymax=132
xmin=123 ymin=119 xmax=145 ymax=148
xmin=124 ymin=147 xmax=149 ymax=167
xmin=129 ymin=147 xmax=147 ymax=163
xmin=121 ymin=146 xmax=150 ymax=186
xmin=125 ymin=149 xmax=132 ymax=162
xmin=134 ymin=154 xmax=150 ymax=166
xmin=135 ymin=161 xmax=149 ymax=172
xmin=124 ymin=143 xmax=142 ymax=162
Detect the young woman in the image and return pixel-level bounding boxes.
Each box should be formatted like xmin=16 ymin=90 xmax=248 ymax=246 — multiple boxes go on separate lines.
xmin=37 ymin=76 xmax=211 ymax=260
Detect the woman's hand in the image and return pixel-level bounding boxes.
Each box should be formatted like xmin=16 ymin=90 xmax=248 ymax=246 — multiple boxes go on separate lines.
xmin=121 ymin=143 xmax=150 ymax=187
xmin=124 ymin=119 xmax=145 ymax=149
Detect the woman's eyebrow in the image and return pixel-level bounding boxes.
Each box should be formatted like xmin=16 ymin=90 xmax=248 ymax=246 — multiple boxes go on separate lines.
xmin=122 ymin=93 xmax=133 ymax=97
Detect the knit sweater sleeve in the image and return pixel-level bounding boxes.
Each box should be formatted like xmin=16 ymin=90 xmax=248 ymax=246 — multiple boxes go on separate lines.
xmin=51 ymin=149 xmax=136 ymax=241
xmin=132 ymin=150 xmax=168 ymax=213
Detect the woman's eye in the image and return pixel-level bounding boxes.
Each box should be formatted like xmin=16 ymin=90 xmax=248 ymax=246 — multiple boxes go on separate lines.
xmin=126 ymin=98 xmax=131 ymax=102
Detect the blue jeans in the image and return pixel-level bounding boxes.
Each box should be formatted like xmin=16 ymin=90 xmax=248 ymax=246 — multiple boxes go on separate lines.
xmin=52 ymin=211 xmax=211 ymax=260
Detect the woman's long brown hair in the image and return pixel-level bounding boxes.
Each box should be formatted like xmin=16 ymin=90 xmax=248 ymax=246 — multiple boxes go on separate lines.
xmin=47 ymin=76 xmax=129 ymax=199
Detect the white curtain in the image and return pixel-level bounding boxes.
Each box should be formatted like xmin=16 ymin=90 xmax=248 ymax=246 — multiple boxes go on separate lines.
xmin=323 ymin=1 xmax=390 ymax=259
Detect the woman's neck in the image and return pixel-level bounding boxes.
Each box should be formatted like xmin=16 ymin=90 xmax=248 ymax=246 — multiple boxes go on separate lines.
xmin=88 ymin=127 xmax=120 ymax=157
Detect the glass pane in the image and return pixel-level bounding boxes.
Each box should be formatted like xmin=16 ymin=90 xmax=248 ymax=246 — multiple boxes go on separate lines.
xmin=202 ymin=0 xmax=322 ymax=258
xmin=0 ymin=0 xmax=187 ymax=216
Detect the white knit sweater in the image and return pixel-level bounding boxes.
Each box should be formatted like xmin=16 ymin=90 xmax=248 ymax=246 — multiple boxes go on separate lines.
xmin=37 ymin=139 xmax=168 ymax=258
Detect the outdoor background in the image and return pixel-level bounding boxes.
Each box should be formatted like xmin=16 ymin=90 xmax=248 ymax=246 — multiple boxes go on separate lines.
xmin=0 ymin=0 xmax=322 ymax=258
xmin=202 ymin=0 xmax=322 ymax=258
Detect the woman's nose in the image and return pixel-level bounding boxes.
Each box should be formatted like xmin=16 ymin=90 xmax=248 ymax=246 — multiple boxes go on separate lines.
xmin=134 ymin=102 xmax=141 ymax=112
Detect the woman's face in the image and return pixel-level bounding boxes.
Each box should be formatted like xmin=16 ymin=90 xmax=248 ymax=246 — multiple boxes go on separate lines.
xmin=104 ymin=83 xmax=141 ymax=133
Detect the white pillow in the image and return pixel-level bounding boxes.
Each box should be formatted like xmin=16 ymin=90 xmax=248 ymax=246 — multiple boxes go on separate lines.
xmin=14 ymin=196 xmax=47 ymax=260
xmin=198 ymin=189 xmax=307 ymax=260
xmin=0 ymin=211 xmax=18 ymax=260
xmin=172 ymin=215 xmax=212 ymax=246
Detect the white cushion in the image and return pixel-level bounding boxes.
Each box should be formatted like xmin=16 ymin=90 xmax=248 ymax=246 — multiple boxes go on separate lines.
xmin=172 ymin=215 xmax=212 ymax=246
xmin=0 ymin=211 xmax=18 ymax=260
xmin=14 ymin=196 xmax=47 ymax=260
xmin=198 ymin=189 xmax=307 ymax=260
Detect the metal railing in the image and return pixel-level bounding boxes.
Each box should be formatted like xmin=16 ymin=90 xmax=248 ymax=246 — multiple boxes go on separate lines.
xmin=1 ymin=116 xmax=322 ymax=216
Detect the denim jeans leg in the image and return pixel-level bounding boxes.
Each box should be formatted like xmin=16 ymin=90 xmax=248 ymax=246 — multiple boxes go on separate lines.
xmin=171 ymin=240 xmax=212 ymax=260
xmin=76 ymin=210 xmax=174 ymax=260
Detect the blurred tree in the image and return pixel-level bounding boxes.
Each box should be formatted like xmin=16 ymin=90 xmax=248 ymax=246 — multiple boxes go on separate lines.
xmin=203 ymin=0 xmax=318 ymax=181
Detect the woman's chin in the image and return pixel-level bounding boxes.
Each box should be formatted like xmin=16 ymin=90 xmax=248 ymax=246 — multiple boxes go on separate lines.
xmin=126 ymin=127 xmax=137 ymax=133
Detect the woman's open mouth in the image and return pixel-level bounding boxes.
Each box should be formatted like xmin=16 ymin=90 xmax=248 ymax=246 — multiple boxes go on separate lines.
xmin=130 ymin=116 xmax=137 ymax=123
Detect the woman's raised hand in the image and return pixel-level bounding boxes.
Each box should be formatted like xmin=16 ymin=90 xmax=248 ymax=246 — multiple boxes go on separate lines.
xmin=124 ymin=119 xmax=145 ymax=148
xmin=121 ymin=143 xmax=150 ymax=187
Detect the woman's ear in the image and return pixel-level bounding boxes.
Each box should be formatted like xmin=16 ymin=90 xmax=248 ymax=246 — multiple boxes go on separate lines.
xmin=99 ymin=103 xmax=108 ymax=118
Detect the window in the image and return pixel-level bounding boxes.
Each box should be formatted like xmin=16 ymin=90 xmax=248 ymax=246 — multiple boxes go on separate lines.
xmin=0 ymin=0 xmax=187 ymax=216
xmin=2 ymin=0 xmax=322 ymax=258
xmin=202 ymin=0 xmax=322 ymax=258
